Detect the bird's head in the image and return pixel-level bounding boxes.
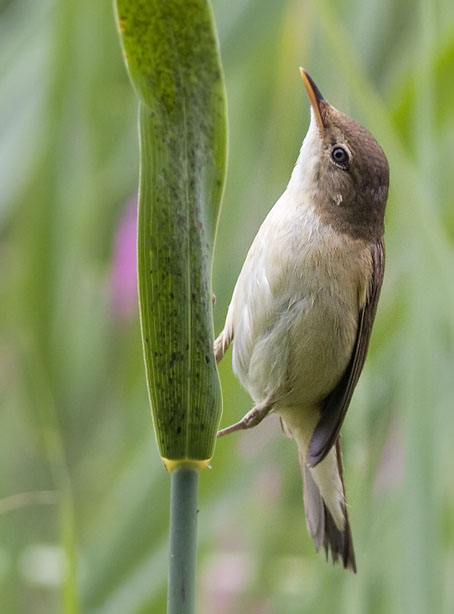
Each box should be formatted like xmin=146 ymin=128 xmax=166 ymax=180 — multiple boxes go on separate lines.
xmin=295 ymin=69 xmax=389 ymax=241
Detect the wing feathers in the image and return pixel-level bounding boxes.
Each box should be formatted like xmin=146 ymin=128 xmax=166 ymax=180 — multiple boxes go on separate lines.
xmin=308 ymin=238 xmax=385 ymax=467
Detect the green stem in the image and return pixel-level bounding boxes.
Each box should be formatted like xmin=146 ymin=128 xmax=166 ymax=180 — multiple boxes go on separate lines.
xmin=167 ymin=467 xmax=199 ymax=614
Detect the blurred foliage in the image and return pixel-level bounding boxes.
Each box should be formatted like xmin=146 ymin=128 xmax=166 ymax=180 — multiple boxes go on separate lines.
xmin=1 ymin=0 xmax=454 ymax=613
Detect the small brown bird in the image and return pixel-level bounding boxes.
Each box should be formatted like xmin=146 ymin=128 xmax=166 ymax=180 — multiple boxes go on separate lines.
xmin=214 ymin=69 xmax=389 ymax=571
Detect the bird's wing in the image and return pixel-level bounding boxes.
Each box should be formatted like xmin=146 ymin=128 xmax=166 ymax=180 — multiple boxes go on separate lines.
xmin=307 ymin=238 xmax=385 ymax=467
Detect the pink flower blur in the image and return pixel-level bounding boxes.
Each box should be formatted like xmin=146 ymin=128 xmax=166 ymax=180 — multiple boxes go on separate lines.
xmin=111 ymin=198 xmax=138 ymax=320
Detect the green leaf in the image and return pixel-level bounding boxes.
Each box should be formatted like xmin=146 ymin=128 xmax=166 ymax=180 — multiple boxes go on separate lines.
xmin=115 ymin=0 xmax=227 ymax=466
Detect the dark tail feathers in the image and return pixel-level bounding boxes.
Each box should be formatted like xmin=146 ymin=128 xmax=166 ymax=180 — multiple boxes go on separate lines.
xmin=300 ymin=437 xmax=356 ymax=572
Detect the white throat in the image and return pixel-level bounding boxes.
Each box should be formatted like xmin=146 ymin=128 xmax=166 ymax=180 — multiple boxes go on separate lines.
xmin=288 ymin=110 xmax=322 ymax=195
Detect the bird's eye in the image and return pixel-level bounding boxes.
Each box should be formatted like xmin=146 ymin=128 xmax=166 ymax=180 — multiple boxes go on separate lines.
xmin=331 ymin=146 xmax=350 ymax=169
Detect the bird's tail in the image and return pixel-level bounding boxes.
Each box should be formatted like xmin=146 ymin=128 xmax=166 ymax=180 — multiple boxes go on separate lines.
xmin=300 ymin=438 xmax=356 ymax=571
xmin=281 ymin=412 xmax=356 ymax=571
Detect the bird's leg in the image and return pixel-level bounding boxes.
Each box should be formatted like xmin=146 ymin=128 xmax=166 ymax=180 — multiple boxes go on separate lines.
xmin=214 ymin=329 xmax=232 ymax=364
xmin=217 ymin=395 xmax=275 ymax=438
xmin=214 ymin=335 xmax=225 ymax=363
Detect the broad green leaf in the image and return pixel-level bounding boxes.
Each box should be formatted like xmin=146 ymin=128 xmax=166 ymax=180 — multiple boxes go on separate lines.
xmin=115 ymin=0 xmax=227 ymax=467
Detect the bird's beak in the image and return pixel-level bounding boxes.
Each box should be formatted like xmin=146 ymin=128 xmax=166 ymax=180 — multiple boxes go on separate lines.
xmin=299 ymin=68 xmax=326 ymax=138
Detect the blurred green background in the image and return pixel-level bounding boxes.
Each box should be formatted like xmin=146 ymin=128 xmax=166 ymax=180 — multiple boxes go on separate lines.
xmin=1 ymin=0 xmax=454 ymax=612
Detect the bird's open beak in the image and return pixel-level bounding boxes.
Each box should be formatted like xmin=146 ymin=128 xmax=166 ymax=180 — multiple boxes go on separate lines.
xmin=299 ymin=68 xmax=326 ymax=137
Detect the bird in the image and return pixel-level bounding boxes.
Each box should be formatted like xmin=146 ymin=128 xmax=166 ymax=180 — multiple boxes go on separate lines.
xmin=214 ymin=68 xmax=389 ymax=572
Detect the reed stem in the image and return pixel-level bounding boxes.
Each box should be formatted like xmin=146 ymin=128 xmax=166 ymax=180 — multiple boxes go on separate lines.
xmin=167 ymin=467 xmax=199 ymax=614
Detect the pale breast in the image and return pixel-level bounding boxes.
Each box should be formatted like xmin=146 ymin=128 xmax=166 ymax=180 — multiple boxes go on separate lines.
xmin=229 ymin=199 xmax=372 ymax=407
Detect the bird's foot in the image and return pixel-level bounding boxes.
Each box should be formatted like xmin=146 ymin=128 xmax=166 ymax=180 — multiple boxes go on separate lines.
xmin=217 ymin=396 xmax=274 ymax=438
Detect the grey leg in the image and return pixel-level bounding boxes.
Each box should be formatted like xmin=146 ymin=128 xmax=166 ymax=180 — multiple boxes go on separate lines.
xmin=217 ymin=395 xmax=275 ymax=438
xmin=214 ymin=330 xmax=232 ymax=364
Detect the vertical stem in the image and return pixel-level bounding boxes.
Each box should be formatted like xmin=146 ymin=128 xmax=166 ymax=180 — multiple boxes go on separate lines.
xmin=167 ymin=467 xmax=199 ymax=614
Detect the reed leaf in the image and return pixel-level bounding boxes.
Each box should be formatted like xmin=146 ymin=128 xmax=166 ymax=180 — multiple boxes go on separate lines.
xmin=115 ymin=0 xmax=227 ymax=467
